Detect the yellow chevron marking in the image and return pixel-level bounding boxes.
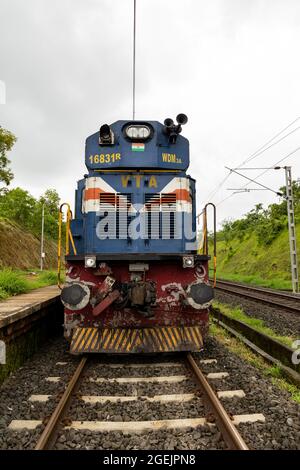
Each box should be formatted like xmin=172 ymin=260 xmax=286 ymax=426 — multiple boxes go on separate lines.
xmin=108 ymin=330 xmax=117 ymax=349
xmin=126 ymin=330 xmax=134 ymax=352
xmin=185 ymin=328 xmax=193 ymax=344
xmin=103 ymin=330 xmax=113 ymax=349
xmin=194 ymin=328 xmax=202 ymax=347
xmin=73 ymin=328 xmax=86 ymax=351
xmin=70 ymin=327 xmax=204 ymax=353
xmin=172 ymin=327 xmax=181 ymax=343
xmin=165 ymin=329 xmax=174 ymax=348
xmin=85 ymin=328 xmax=93 ymax=349
xmin=135 ymin=330 xmax=143 ymax=348
xmin=151 ymin=328 xmax=162 ymax=351
xmin=115 ymin=329 xmax=126 ymax=351
xmin=189 ymin=327 xmax=197 ymax=346
xmin=75 ymin=330 xmax=84 ymax=349
xmin=90 ymin=329 xmax=99 ymax=350
xmin=130 ymin=329 xmax=140 ymax=350
xmin=157 ymin=328 xmax=167 ymax=351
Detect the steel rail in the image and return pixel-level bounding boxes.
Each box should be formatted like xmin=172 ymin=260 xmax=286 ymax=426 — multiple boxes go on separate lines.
xmin=186 ymin=353 xmax=249 ymax=450
xmin=214 ymin=279 xmax=300 ymax=316
xmin=215 ymin=278 xmax=299 ymax=299
xmin=35 ymin=356 xmax=87 ymax=450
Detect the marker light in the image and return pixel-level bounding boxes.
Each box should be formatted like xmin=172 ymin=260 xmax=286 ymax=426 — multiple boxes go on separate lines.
xmin=183 ymin=256 xmax=194 ymax=268
xmin=125 ymin=125 xmax=151 ymax=140
xmin=85 ymin=256 xmax=96 ymax=268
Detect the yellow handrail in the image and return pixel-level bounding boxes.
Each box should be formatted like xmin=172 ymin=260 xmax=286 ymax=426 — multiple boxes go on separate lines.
xmin=57 ymin=203 xmax=77 ymax=288
xmin=197 ymin=204 xmax=217 ymax=288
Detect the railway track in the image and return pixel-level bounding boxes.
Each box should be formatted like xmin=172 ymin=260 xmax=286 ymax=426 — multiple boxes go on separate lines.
xmin=7 ymin=354 xmax=268 ymax=450
xmin=214 ymin=279 xmax=300 ymax=316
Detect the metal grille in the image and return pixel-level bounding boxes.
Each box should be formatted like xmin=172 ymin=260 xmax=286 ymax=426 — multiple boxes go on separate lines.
xmin=144 ymin=193 xmax=177 ymax=239
xmin=99 ymin=193 xmax=132 ymax=239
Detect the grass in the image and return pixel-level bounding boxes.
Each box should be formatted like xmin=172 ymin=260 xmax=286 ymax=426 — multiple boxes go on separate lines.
xmin=213 ymin=300 xmax=295 ymax=346
xmin=0 ymin=268 xmax=57 ymax=300
xmin=208 ymin=229 xmax=297 ymax=291
xmin=26 ymin=270 xmax=58 ymax=289
xmin=209 ymin=321 xmax=300 ymax=404
xmin=210 ymin=269 xmax=292 ymax=291
xmin=0 ymin=268 xmax=29 ymax=298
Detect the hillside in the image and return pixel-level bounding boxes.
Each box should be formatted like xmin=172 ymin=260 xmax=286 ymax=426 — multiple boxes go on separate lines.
xmin=0 ymin=218 xmax=57 ymax=270
xmin=212 ymin=227 xmax=299 ymax=290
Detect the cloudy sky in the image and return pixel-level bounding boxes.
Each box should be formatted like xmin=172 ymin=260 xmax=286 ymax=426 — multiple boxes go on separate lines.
xmin=1 ymin=0 xmax=300 ymax=228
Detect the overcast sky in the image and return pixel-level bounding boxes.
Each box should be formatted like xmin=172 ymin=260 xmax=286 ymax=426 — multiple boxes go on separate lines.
xmin=1 ymin=0 xmax=300 ymax=228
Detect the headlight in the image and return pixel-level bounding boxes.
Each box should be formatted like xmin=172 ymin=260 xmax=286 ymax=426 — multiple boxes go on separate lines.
xmin=85 ymin=256 xmax=96 ymax=268
xmin=125 ymin=125 xmax=151 ymax=140
xmin=183 ymin=256 xmax=194 ymax=268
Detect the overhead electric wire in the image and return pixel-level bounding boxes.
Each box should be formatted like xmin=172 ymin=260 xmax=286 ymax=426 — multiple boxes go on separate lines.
xmin=234 ymin=125 xmax=300 ymax=168
xmin=202 ymin=116 xmax=300 ymax=206
xmin=238 ymin=116 xmax=300 ymax=167
xmin=233 ymin=146 xmax=300 ymax=191
xmin=225 ymin=167 xmax=283 ymax=196
xmin=216 ymin=146 xmax=300 ymax=206
xmin=132 ymin=0 xmax=136 ymax=120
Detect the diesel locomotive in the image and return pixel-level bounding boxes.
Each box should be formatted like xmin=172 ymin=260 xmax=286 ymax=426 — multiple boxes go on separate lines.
xmin=58 ymin=114 xmax=214 ymax=354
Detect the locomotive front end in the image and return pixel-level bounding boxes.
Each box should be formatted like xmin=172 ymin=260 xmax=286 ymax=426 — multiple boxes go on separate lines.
xmin=59 ymin=115 xmax=214 ymax=354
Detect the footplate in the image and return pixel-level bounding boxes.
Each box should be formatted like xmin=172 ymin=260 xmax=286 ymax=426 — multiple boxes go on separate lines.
xmin=70 ymin=327 xmax=203 ymax=354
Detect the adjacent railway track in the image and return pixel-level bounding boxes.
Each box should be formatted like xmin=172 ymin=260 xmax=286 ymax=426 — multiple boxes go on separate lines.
xmin=214 ymin=279 xmax=300 ymax=316
xmin=186 ymin=354 xmax=248 ymax=450
xmin=211 ymin=279 xmax=300 ymax=385
xmin=6 ymin=354 xmax=264 ymax=450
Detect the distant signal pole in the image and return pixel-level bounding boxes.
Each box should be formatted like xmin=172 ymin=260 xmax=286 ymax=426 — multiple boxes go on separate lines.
xmin=285 ymin=166 xmax=299 ymax=293
xmin=40 ymin=203 xmax=45 ymax=271
xmin=226 ymin=165 xmax=299 ymax=293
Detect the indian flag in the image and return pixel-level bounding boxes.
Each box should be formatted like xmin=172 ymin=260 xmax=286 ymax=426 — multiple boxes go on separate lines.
xmin=132 ymin=142 xmax=145 ymax=152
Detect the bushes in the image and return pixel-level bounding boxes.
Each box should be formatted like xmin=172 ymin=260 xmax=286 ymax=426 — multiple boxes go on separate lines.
xmin=0 ymin=269 xmax=58 ymax=299
xmin=218 ymin=180 xmax=300 ymax=247
xmin=39 ymin=271 xmax=57 ymax=284
xmin=255 ymin=217 xmax=285 ymax=245
xmin=0 ymin=187 xmax=60 ymax=240
xmin=0 ymin=268 xmax=29 ymax=298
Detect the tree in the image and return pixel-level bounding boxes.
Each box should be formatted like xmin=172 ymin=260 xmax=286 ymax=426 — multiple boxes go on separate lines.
xmin=0 ymin=187 xmax=37 ymax=227
xmin=32 ymin=189 xmax=61 ymax=239
xmin=40 ymin=189 xmax=60 ymax=217
xmin=0 ymin=127 xmax=16 ymax=190
xmin=0 ymin=187 xmax=61 ymax=240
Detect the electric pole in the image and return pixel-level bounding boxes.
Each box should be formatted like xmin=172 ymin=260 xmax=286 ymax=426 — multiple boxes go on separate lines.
xmin=285 ymin=166 xmax=299 ymax=293
xmin=226 ymin=165 xmax=299 ymax=293
xmin=40 ymin=204 xmax=45 ymax=271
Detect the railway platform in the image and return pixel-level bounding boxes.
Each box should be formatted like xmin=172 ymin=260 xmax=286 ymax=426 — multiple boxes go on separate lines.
xmin=0 ymin=285 xmax=62 ymax=383
xmin=0 ymin=285 xmax=60 ymax=329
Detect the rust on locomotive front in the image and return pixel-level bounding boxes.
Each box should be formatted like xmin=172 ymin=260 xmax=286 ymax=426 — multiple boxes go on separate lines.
xmin=58 ymin=114 xmax=216 ymax=354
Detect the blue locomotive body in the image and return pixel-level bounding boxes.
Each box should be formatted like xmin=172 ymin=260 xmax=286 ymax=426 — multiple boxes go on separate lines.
xmin=61 ymin=115 xmax=213 ymax=354
xmin=70 ymin=119 xmax=196 ymax=256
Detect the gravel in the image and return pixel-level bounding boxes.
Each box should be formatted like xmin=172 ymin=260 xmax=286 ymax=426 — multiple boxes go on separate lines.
xmin=215 ymin=290 xmax=300 ymax=337
xmin=193 ymin=337 xmax=300 ymax=450
xmin=0 ymin=334 xmax=299 ymax=450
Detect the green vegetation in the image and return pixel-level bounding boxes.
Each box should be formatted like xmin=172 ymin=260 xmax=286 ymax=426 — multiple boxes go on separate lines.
xmin=0 ymin=126 xmax=16 ymax=190
xmin=0 ymin=268 xmax=28 ymax=298
xmin=0 ymin=268 xmax=57 ymax=300
xmin=209 ymin=180 xmax=300 ymax=289
xmin=209 ymin=321 xmax=300 ymax=404
xmin=0 ymin=187 xmax=60 ymax=240
xmin=210 ymin=270 xmax=292 ymax=290
xmin=266 ymin=364 xmax=282 ymax=378
xmin=213 ymin=300 xmax=295 ymax=345
xmin=0 ymin=126 xmax=62 ymax=274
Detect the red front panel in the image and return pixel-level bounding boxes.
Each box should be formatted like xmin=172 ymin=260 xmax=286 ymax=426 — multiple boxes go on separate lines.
xmin=64 ymin=260 xmax=210 ymax=339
